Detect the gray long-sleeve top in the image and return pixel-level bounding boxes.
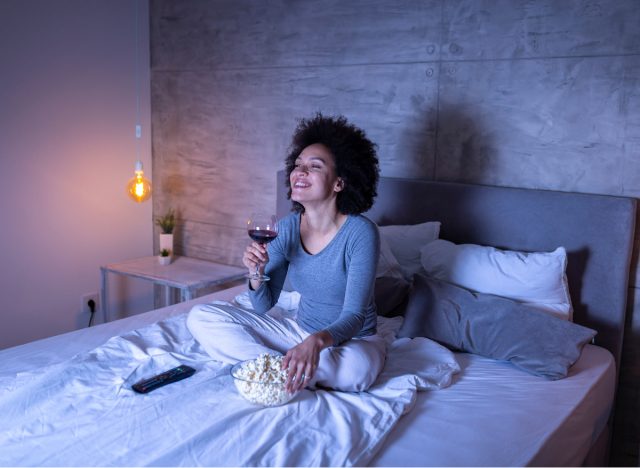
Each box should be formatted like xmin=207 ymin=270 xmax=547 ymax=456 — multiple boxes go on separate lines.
xmin=248 ymin=212 xmax=379 ymax=345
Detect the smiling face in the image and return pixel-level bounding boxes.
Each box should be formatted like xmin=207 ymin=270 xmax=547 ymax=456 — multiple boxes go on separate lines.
xmin=289 ymin=143 xmax=344 ymax=210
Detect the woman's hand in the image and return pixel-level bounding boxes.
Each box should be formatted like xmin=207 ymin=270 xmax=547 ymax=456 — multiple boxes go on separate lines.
xmin=242 ymin=241 xmax=268 ymax=289
xmin=283 ymin=331 xmax=333 ymax=393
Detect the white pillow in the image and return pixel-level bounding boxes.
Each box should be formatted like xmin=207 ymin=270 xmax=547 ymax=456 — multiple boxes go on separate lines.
xmin=420 ymin=239 xmax=573 ymax=320
xmin=379 ymin=221 xmax=441 ymax=280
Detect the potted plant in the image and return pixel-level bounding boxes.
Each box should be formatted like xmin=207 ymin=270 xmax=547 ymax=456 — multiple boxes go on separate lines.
xmin=155 ymin=209 xmax=176 ymax=257
xmin=158 ymin=248 xmax=171 ymax=265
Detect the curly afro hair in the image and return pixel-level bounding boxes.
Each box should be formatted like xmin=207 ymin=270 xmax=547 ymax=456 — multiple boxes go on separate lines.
xmin=285 ymin=113 xmax=380 ymax=215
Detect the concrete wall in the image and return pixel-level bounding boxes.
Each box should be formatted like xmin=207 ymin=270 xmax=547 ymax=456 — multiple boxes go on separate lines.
xmin=0 ymin=0 xmax=155 ymax=349
xmin=149 ymin=0 xmax=639 ymax=464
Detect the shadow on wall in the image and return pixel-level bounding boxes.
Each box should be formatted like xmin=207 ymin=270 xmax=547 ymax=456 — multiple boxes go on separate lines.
xmin=434 ymin=106 xmax=496 ymax=184
xmin=395 ymin=99 xmax=438 ymax=179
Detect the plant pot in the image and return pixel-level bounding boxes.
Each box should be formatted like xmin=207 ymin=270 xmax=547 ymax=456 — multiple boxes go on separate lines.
xmin=159 ymin=233 xmax=174 ymax=256
xmin=158 ymin=256 xmax=171 ymax=266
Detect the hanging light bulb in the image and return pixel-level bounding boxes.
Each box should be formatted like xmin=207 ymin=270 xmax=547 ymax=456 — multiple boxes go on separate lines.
xmin=126 ymin=1 xmax=151 ymax=204
xmin=126 ymin=160 xmax=152 ymax=203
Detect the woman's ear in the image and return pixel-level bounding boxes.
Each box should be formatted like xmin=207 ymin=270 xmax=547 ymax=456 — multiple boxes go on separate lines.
xmin=334 ymin=177 xmax=345 ymax=193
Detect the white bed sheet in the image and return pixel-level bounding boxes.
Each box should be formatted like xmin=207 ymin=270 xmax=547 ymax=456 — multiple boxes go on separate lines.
xmin=371 ymin=343 xmax=615 ymax=467
xmin=0 ymin=287 xmax=459 ymax=467
xmin=0 ymin=285 xmax=616 ymax=467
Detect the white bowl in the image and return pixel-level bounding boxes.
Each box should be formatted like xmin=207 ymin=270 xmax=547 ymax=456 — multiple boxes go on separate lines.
xmin=230 ymin=357 xmax=296 ymax=407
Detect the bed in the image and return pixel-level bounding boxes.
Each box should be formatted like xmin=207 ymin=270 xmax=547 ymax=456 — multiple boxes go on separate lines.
xmin=0 ymin=171 xmax=636 ymax=467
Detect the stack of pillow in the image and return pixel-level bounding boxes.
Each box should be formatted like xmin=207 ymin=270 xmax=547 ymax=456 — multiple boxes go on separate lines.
xmin=374 ymin=221 xmax=596 ymax=380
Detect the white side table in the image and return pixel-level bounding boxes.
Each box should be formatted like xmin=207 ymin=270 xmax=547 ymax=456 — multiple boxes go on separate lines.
xmin=100 ymin=256 xmax=246 ymax=322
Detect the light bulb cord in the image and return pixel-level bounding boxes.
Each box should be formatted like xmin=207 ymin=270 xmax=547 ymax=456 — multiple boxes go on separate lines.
xmin=134 ymin=0 xmax=141 ymax=161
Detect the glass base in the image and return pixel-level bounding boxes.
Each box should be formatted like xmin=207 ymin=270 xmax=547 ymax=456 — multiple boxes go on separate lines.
xmin=245 ymin=272 xmax=271 ymax=282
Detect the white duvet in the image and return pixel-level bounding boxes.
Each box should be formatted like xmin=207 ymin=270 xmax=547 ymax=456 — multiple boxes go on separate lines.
xmin=0 ymin=303 xmax=459 ymax=467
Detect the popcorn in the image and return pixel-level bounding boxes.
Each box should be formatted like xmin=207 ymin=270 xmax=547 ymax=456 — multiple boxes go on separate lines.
xmin=232 ymin=354 xmax=293 ymax=406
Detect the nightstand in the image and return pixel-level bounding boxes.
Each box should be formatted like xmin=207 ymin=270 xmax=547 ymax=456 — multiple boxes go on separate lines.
xmin=100 ymin=256 xmax=246 ymax=322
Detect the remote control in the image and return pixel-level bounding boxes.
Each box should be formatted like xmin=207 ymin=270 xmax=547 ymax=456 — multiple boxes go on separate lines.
xmin=132 ymin=365 xmax=196 ymax=394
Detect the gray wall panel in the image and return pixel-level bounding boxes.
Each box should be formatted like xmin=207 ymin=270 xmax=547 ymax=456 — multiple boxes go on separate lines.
xmin=622 ymin=55 xmax=640 ymax=198
xmin=442 ymin=0 xmax=640 ymax=60
xmin=151 ymin=0 xmax=440 ymax=70
xmin=178 ymin=220 xmax=247 ymax=266
xmin=437 ymin=56 xmax=628 ymax=193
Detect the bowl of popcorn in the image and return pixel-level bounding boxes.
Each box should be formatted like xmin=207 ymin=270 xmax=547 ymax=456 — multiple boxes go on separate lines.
xmin=230 ymin=353 xmax=297 ymax=407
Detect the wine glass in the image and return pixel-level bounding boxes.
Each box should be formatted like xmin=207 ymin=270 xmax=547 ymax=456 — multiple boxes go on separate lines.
xmin=246 ymin=213 xmax=279 ymax=282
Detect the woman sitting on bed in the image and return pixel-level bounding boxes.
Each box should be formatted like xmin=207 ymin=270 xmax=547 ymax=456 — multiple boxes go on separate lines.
xmin=187 ymin=113 xmax=383 ymax=393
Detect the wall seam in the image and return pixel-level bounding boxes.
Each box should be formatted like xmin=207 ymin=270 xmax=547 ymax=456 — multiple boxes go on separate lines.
xmin=432 ymin=0 xmax=445 ymax=181
xmin=150 ymin=52 xmax=640 ymax=74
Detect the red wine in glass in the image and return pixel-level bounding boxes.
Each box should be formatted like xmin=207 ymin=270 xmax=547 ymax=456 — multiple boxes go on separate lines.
xmin=248 ymin=229 xmax=278 ymax=244
xmin=246 ymin=213 xmax=278 ymax=281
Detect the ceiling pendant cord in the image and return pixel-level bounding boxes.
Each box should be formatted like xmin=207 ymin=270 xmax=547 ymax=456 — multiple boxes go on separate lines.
xmin=126 ymin=0 xmax=151 ymax=203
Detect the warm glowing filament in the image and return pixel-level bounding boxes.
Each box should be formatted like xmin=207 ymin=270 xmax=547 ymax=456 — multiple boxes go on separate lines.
xmin=127 ymin=163 xmax=152 ymax=203
xmin=135 ymin=177 xmax=145 ymax=197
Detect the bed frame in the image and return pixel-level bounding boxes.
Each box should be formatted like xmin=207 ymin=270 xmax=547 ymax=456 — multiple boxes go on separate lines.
xmin=1 ymin=171 xmax=635 ymax=467
xmin=277 ymin=171 xmax=637 ymax=376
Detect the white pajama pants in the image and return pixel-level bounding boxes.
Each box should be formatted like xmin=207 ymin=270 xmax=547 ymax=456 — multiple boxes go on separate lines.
xmin=186 ymin=302 xmax=386 ymax=392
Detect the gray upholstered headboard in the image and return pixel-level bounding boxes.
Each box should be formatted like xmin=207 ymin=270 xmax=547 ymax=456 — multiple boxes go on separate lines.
xmin=276 ymin=171 xmax=637 ymax=372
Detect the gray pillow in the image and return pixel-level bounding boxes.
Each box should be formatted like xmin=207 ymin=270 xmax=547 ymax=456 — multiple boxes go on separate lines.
xmin=398 ymin=274 xmax=596 ymax=380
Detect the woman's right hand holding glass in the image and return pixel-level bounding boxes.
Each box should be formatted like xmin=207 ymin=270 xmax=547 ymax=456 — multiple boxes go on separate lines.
xmin=244 ymin=213 xmax=278 ymax=283
xmin=242 ymin=241 xmax=269 ymax=287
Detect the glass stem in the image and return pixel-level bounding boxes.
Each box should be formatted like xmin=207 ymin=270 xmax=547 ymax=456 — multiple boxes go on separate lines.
xmin=256 ymin=242 xmax=264 ymax=278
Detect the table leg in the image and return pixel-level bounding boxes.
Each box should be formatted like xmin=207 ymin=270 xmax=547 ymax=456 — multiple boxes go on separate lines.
xmin=182 ymin=288 xmax=194 ymax=302
xmin=164 ymin=285 xmax=171 ymax=307
xmin=100 ymin=267 xmax=108 ymax=324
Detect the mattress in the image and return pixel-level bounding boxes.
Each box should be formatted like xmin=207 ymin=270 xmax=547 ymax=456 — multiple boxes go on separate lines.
xmin=0 ymin=285 xmax=615 ymax=466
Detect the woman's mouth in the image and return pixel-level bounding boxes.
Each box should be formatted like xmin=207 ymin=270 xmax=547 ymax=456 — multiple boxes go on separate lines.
xmin=293 ymin=180 xmax=310 ymax=189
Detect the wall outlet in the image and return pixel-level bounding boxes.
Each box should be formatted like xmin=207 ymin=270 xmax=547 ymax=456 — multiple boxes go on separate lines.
xmin=81 ymin=292 xmax=99 ymax=316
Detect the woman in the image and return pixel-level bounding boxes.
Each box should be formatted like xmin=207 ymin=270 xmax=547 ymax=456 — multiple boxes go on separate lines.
xmin=187 ymin=113 xmax=383 ymax=393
